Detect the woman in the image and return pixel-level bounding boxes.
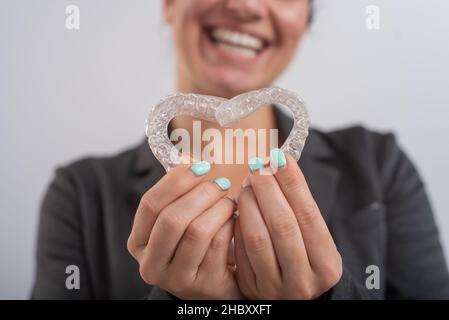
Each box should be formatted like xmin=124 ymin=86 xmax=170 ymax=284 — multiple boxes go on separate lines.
xmin=32 ymin=0 xmax=449 ymax=299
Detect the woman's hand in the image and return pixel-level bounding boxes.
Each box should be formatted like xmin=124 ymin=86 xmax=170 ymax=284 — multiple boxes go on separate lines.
xmin=234 ymin=150 xmax=342 ymax=299
xmin=127 ymin=162 xmax=243 ymax=299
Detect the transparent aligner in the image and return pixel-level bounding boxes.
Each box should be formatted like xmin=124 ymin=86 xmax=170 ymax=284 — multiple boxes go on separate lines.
xmin=146 ymin=87 xmax=310 ymax=171
xmin=215 ymin=86 xmax=310 ymax=161
xmin=145 ymin=93 xmax=226 ymax=172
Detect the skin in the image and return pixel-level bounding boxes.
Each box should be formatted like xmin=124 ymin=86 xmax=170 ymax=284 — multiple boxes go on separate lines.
xmin=236 ymin=155 xmax=342 ymax=299
xmin=127 ymin=0 xmax=343 ymax=299
xmin=128 ymin=164 xmax=243 ymax=299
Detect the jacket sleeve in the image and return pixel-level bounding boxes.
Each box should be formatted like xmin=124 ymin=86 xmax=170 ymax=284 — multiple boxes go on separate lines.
xmin=327 ymin=132 xmax=449 ymax=299
xmin=322 ymin=265 xmax=376 ymax=299
xmin=32 ymin=167 xmax=176 ymax=300
xmin=32 ymin=167 xmax=94 ymax=299
xmin=380 ymin=134 xmax=449 ymax=299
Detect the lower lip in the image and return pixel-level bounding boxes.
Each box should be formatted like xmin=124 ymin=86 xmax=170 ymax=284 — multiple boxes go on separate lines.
xmin=202 ymin=29 xmax=266 ymax=64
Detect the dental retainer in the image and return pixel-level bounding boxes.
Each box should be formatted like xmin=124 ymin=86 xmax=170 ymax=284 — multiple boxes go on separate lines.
xmin=145 ymin=87 xmax=310 ymax=172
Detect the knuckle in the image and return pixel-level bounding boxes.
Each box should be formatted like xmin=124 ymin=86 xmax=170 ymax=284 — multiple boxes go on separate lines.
xmin=158 ymin=209 xmax=186 ymax=232
xmin=172 ymin=176 xmax=191 ymax=193
xmin=198 ymin=181 xmax=218 ymax=198
xmin=292 ymin=280 xmax=315 ymax=300
xmin=321 ymin=270 xmax=342 ymax=292
xmin=281 ymin=173 xmax=303 ymax=193
xmin=319 ymin=255 xmax=343 ymax=289
xmin=139 ymin=261 xmax=157 ymax=285
xmin=218 ymin=197 xmax=236 ymax=213
xmin=185 ymin=222 xmax=210 ymax=244
xmin=127 ymin=235 xmax=137 ymax=258
xmin=296 ymin=203 xmax=320 ymax=228
xmin=245 ymin=232 xmax=271 ymax=252
xmin=270 ymin=212 xmax=297 ymax=237
xmin=210 ymin=233 xmax=228 ymax=250
xmin=301 ymin=287 xmax=315 ymax=300
xmin=140 ymin=194 xmax=159 ymax=217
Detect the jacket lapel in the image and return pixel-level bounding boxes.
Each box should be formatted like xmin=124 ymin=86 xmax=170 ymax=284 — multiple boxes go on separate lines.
xmin=275 ymin=108 xmax=340 ymax=224
xmin=299 ymin=147 xmax=340 ymax=224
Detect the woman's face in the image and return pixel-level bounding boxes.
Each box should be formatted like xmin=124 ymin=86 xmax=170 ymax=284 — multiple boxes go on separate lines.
xmin=164 ymin=0 xmax=310 ymax=98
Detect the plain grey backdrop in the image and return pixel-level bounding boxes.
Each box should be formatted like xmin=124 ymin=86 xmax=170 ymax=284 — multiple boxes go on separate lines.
xmin=1 ymin=0 xmax=448 ymax=299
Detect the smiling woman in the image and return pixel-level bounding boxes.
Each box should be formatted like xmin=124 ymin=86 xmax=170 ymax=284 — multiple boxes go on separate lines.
xmin=31 ymin=0 xmax=449 ymax=300
xmin=166 ymin=0 xmax=310 ymax=98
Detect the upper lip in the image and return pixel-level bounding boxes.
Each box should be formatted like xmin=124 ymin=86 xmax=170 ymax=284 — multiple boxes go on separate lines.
xmin=204 ymin=24 xmax=273 ymax=47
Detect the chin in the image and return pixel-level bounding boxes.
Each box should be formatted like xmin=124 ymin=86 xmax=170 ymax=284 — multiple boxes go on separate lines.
xmin=206 ymin=79 xmax=263 ymax=98
xmin=199 ymin=68 xmax=268 ymax=98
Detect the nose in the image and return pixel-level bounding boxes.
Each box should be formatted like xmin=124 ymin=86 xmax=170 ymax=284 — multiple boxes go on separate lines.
xmin=224 ymin=0 xmax=268 ymax=21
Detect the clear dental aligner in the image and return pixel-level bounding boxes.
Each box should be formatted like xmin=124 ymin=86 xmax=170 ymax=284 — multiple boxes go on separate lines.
xmin=145 ymin=86 xmax=310 ymax=172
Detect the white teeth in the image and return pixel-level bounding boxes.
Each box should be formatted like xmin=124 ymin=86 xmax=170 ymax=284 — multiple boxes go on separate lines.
xmin=211 ymin=28 xmax=264 ymax=51
xmin=217 ymin=42 xmax=257 ymax=58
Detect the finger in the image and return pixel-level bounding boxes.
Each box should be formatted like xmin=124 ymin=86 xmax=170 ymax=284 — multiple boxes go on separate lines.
xmin=171 ymin=197 xmax=236 ymax=273
xmin=199 ymin=218 xmax=235 ymax=276
xmin=237 ymin=186 xmax=281 ymax=285
xmin=248 ymin=157 xmax=311 ymax=278
xmin=234 ymin=220 xmax=257 ymax=298
xmin=145 ymin=178 xmax=231 ymax=270
xmin=273 ymin=152 xmax=338 ymax=270
xmin=130 ymin=161 xmax=211 ymax=250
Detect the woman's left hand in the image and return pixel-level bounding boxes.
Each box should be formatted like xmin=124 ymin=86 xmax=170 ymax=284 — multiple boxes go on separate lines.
xmin=234 ymin=151 xmax=343 ymax=299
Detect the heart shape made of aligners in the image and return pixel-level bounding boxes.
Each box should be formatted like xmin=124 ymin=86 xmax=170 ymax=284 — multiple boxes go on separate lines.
xmin=145 ymin=86 xmax=310 ymax=172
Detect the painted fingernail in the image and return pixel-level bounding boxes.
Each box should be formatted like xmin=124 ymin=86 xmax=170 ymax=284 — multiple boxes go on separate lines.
xmin=270 ymin=148 xmax=286 ymax=169
xmin=190 ymin=161 xmax=211 ymax=176
xmin=248 ymin=157 xmax=265 ymax=172
xmin=214 ymin=177 xmax=231 ymax=191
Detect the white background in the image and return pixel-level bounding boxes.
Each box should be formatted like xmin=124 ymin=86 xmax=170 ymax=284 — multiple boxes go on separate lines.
xmin=1 ymin=0 xmax=448 ymax=299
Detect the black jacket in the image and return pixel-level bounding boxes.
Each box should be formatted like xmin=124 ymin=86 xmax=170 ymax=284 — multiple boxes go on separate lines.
xmin=32 ymin=111 xmax=449 ymax=299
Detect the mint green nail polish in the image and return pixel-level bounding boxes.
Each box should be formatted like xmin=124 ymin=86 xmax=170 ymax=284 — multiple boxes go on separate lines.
xmin=270 ymin=148 xmax=286 ymax=168
xmin=214 ymin=177 xmax=231 ymax=191
xmin=190 ymin=161 xmax=211 ymax=176
xmin=249 ymin=157 xmax=264 ymax=172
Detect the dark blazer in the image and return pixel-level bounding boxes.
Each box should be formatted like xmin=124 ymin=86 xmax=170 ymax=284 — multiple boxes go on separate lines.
xmin=32 ymin=111 xmax=449 ymax=299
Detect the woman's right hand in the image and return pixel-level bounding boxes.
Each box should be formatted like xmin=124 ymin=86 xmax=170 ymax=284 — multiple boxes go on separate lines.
xmin=127 ymin=161 xmax=243 ymax=300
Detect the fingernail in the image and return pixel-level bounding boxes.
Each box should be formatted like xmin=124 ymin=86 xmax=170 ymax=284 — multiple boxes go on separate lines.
xmin=270 ymin=148 xmax=286 ymax=169
xmin=214 ymin=177 xmax=231 ymax=191
xmin=190 ymin=161 xmax=211 ymax=176
xmin=248 ymin=157 xmax=265 ymax=172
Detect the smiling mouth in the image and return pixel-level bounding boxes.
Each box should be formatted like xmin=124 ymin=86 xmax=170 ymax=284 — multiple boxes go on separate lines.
xmin=206 ymin=27 xmax=268 ymax=59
